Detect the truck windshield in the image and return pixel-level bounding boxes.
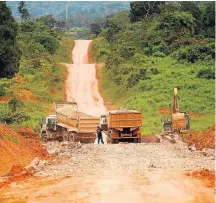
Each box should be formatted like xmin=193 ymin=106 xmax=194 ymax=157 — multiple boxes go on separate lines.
xmin=47 ymin=118 xmax=56 ymax=126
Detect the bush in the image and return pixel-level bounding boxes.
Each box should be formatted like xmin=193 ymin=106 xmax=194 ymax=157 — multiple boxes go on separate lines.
xmin=0 ymin=103 xmax=9 ymax=122
xmin=197 ymin=69 xmax=215 ymax=80
xmin=0 ymin=87 xmax=6 ymax=96
xmin=153 ymin=51 xmax=166 ymax=57
xmin=172 ymin=43 xmax=214 ymax=63
xmin=3 ymin=112 xmax=30 ymax=124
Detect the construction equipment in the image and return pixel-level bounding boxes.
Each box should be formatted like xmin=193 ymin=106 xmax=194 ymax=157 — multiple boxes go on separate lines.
xmin=100 ymin=109 xmax=142 ymax=143
xmin=40 ymin=102 xmax=99 ymax=143
xmin=163 ymin=88 xmax=190 ymax=134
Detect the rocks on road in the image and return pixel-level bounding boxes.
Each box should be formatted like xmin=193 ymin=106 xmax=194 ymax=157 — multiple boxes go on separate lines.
xmin=37 ymin=141 xmax=214 ymax=177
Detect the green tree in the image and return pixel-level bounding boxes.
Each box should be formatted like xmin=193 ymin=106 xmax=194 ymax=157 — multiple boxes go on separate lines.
xmin=38 ymin=15 xmax=56 ymax=29
xmin=202 ymin=2 xmax=215 ymax=38
xmin=0 ymin=2 xmax=20 ymax=78
xmin=90 ymin=23 xmax=102 ymax=36
xmin=159 ymin=11 xmax=196 ymax=35
xmin=18 ymin=1 xmax=31 ymax=20
xmin=180 ymin=1 xmax=201 ymax=34
xmin=130 ymin=1 xmax=165 ymax=22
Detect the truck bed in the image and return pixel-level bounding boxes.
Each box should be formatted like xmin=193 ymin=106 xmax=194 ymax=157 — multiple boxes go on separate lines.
xmin=107 ymin=110 xmax=142 ymax=129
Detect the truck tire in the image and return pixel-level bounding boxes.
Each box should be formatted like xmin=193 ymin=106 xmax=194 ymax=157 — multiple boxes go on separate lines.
xmin=134 ymin=138 xmax=141 ymax=143
xmin=114 ymin=139 xmax=119 ymax=144
xmin=41 ymin=132 xmax=48 ymax=142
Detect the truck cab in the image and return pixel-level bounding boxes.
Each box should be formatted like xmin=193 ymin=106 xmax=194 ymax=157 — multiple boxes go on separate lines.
xmin=99 ymin=114 xmax=108 ymax=131
xmin=40 ymin=115 xmax=57 ymax=141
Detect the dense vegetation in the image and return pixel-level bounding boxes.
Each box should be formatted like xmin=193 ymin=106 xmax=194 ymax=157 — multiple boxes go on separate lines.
xmin=91 ymin=2 xmax=215 ymax=134
xmin=0 ymin=2 xmax=20 ymax=78
xmin=0 ymin=2 xmax=74 ymax=131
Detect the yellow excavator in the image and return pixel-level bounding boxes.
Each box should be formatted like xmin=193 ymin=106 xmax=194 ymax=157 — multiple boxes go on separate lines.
xmin=163 ymin=88 xmax=190 ymax=134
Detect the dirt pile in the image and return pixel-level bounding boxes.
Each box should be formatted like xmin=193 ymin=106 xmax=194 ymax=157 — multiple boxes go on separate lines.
xmin=186 ymin=169 xmax=215 ymax=188
xmin=16 ymin=127 xmax=38 ymax=139
xmin=0 ymin=124 xmax=48 ymax=176
xmin=188 ymin=125 xmax=215 ymax=150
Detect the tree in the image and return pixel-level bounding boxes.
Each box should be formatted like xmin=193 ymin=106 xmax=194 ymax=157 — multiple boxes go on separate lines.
xmin=90 ymin=23 xmax=102 ymax=36
xmin=180 ymin=2 xmax=202 ymax=34
xmin=159 ymin=11 xmax=196 ymax=35
xmin=0 ymin=2 xmax=20 ymax=78
xmin=130 ymin=1 xmax=165 ymax=22
xmin=38 ymin=15 xmax=56 ymax=29
xmin=201 ymin=2 xmax=215 ymax=38
xmin=18 ymin=1 xmax=31 ymax=20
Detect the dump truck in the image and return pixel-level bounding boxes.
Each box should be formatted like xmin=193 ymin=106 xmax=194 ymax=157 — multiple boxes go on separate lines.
xmin=162 ymin=88 xmax=190 ymax=134
xmin=40 ymin=102 xmax=99 ymax=143
xmin=100 ymin=109 xmax=142 ymax=143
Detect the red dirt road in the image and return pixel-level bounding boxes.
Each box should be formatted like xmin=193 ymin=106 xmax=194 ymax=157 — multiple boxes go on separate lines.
xmin=0 ymin=171 xmax=214 ymax=203
xmin=0 ymin=41 xmax=214 ymax=203
xmin=65 ymin=40 xmax=107 ymax=117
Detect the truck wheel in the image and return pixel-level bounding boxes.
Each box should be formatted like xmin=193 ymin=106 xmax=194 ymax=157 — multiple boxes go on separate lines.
xmin=57 ymin=136 xmax=63 ymax=142
xmin=114 ymin=139 xmax=119 ymax=144
xmin=41 ymin=133 xmax=48 ymax=142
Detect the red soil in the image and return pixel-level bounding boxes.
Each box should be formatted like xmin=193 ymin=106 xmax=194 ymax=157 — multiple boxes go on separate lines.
xmin=14 ymin=89 xmax=38 ymax=103
xmin=188 ymin=125 xmax=215 ymax=150
xmin=0 ymin=124 xmax=48 ymax=176
xmin=0 ymin=96 xmax=10 ymax=102
xmin=158 ymin=108 xmax=203 ymax=117
xmin=185 ymin=169 xmax=215 ymax=188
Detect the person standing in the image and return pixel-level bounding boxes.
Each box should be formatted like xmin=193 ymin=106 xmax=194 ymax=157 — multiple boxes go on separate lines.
xmin=97 ymin=126 xmax=104 ymax=144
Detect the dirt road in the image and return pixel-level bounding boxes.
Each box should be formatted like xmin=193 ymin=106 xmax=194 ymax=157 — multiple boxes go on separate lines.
xmin=65 ymin=40 xmax=106 ymax=117
xmin=0 ymin=142 xmax=214 ymax=203
xmin=0 ymin=40 xmax=214 ymax=203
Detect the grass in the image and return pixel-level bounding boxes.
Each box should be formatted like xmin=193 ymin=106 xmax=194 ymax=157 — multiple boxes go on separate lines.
xmin=0 ymin=37 xmax=75 ymax=132
xmin=99 ymin=56 xmax=215 ymax=135
xmin=3 ymin=135 xmax=19 ymax=144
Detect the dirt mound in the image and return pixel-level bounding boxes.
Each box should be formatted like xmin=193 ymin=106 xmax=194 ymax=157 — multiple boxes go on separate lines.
xmin=188 ymin=125 xmax=215 ymax=150
xmin=0 ymin=164 xmax=36 ymax=188
xmin=16 ymin=127 xmax=38 ymax=139
xmin=0 ymin=124 xmax=48 ymax=176
xmin=185 ymin=169 xmax=215 ymax=188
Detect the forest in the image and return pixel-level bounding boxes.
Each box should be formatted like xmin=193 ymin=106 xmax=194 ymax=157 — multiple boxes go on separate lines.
xmin=0 ymin=2 xmax=74 ymax=131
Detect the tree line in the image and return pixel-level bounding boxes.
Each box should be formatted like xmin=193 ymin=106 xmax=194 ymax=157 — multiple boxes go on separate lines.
xmin=0 ymin=2 xmax=66 ymax=79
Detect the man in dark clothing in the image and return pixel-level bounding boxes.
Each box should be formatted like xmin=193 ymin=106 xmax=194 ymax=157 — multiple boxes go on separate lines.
xmin=97 ymin=126 xmax=104 ymax=144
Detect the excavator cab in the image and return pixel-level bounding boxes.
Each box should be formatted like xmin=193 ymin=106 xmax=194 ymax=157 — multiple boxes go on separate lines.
xmin=162 ymin=119 xmax=172 ymax=132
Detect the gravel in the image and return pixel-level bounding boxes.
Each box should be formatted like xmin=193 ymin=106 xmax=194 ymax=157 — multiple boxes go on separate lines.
xmin=36 ymin=141 xmax=215 ymax=177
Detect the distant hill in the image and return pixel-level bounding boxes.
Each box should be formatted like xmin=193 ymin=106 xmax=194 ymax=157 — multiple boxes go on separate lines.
xmin=7 ymin=1 xmax=130 ymax=27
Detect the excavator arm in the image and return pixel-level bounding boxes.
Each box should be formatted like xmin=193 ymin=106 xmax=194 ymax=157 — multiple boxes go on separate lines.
xmin=173 ymin=88 xmax=179 ymax=114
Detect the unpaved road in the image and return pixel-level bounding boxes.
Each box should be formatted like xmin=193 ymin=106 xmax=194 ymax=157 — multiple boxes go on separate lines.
xmin=0 ymin=40 xmax=214 ymax=203
xmin=65 ymin=40 xmax=106 ymax=117
xmin=0 ymin=142 xmax=214 ymax=203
